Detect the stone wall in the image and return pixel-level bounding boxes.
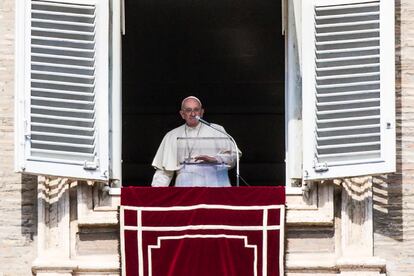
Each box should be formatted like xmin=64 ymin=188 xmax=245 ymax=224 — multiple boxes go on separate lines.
xmin=373 ymin=0 xmax=414 ymax=275
xmin=0 ymin=1 xmax=38 ymax=275
xmin=1 ymin=0 xmax=414 ymax=275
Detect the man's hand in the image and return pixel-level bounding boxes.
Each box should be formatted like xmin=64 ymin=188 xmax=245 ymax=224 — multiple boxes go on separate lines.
xmin=194 ymin=155 xmax=218 ymax=163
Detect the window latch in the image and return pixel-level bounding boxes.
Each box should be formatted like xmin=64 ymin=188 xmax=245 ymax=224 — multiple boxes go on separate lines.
xmin=84 ymin=154 xmax=100 ymax=170
xmin=83 ymin=161 xmax=98 ymax=170
xmin=313 ymin=161 xmax=328 ymax=172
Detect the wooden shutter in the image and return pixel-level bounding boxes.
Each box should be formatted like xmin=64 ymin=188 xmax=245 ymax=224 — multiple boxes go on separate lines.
xmin=302 ymin=0 xmax=395 ymax=180
xmin=15 ymin=0 xmax=110 ymax=180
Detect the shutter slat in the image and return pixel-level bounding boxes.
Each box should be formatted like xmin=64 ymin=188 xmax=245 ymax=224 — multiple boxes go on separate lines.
xmin=317 ymin=151 xmax=381 ymax=163
xmin=316 ymin=63 xmax=379 ymax=72
xmin=31 ymin=96 xmax=94 ymax=105
xmin=317 ymin=98 xmax=378 ymax=107
xmin=317 ymin=150 xmax=380 ymax=158
xmin=316 ymin=55 xmax=379 ymax=63
xmin=31 ymin=131 xmax=95 ymax=140
xmin=317 ymin=124 xmax=380 ymax=133
xmin=32 ymin=46 xmax=95 ymax=59
xmin=317 ymin=89 xmax=379 ymax=98
xmin=32 ymin=59 xmax=92 ymax=67
xmin=32 ymin=36 xmax=95 ymax=46
xmin=316 ymin=37 xmax=379 ymax=45
xmin=316 ymin=28 xmax=379 ymax=38
xmin=31 ymin=105 xmax=94 ymax=114
xmin=316 ymin=80 xmax=380 ymax=89
xmin=31 ymin=53 xmax=94 ymax=62
xmin=31 ymin=87 xmax=94 ymax=96
xmin=317 ymin=141 xmax=380 ymax=150
xmin=317 ymin=106 xmax=379 ymax=116
xmin=32 ymin=45 xmax=95 ymax=53
xmin=32 ymin=135 xmax=94 ymax=146
xmin=320 ymin=157 xmax=383 ymax=167
xmin=317 ymin=133 xmax=379 ymax=141
xmin=31 ymin=140 xmax=95 ymax=149
xmin=316 ymin=72 xmax=379 ymax=81
xmin=31 ymin=122 xmax=95 ymax=132
xmin=33 ymin=1 xmax=95 ymax=10
xmin=32 ymin=70 xmax=95 ymax=80
xmin=31 ymin=62 xmax=95 ymax=74
xmin=32 ymin=10 xmax=95 ymax=19
xmin=315 ymin=11 xmax=379 ymax=20
xmin=30 ymin=148 xmax=94 ymax=158
xmin=315 ymin=20 xmax=379 ymax=29
xmin=316 ymin=46 xmax=379 ymax=55
xmin=31 ymin=113 xmax=95 ymax=123
xmin=32 ymin=18 xmax=95 ymax=28
xmin=315 ymin=2 xmax=380 ymax=11
xmin=27 ymin=156 xmax=85 ymax=166
xmin=317 ymin=115 xmax=380 ymax=124
xmin=32 ymin=118 xmax=94 ymax=128
xmin=31 ymin=79 xmax=95 ymax=89
xmin=31 ymin=27 xmax=95 ymax=36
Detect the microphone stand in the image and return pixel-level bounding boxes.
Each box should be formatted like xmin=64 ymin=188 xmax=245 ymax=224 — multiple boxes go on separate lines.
xmin=195 ymin=116 xmax=241 ymax=187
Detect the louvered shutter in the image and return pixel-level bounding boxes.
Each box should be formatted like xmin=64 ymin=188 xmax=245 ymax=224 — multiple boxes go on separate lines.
xmin=302 ymin=0 xmax=395 ymax=180
xmin=15 ymin=0 xmax=110 ymax=180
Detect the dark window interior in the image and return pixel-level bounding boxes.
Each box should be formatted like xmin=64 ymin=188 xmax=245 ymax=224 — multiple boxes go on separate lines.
xmin=122 ymin=0 xmax=285 ymax=186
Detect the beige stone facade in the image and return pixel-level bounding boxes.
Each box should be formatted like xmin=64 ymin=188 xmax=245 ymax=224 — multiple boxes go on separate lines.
xmin=0 ymin=1 xmax=37 ymax=275
xmin=373 ymin=0 xmax=414 ymax=275
xmin=1 ymin=0 xmax=414 ymax=275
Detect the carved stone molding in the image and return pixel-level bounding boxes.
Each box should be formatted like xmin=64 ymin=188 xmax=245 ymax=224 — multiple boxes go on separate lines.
xmin=33 ymin=177 xmax=120 ymax=275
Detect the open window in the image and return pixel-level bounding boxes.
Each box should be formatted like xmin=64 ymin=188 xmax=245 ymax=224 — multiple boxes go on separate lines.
xmin=121 ymin=0 xmax=286 ymax=187
xmin=15 ymin=0 xmax=395 ymax=195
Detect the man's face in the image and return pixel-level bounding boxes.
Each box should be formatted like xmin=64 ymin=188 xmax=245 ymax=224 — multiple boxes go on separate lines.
xmin=180 ymin=98 xmax=204 ymax=127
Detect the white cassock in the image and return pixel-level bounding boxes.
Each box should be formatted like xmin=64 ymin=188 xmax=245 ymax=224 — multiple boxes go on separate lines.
xmin=151 ymin=123 xmax=238 ymax=187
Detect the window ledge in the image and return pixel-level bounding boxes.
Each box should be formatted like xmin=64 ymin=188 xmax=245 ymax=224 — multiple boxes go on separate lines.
xmin=286 ymin=186 xmax=303 ymax=195
xmin=109 ymin=187 xmax=121 ymax=196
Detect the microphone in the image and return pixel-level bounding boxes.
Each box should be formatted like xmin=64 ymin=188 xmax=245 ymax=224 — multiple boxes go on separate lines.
xmin=195 ymin=116 xmax=211 ymax=126
xmin=195 ymin=115 xmax=242 ymax=187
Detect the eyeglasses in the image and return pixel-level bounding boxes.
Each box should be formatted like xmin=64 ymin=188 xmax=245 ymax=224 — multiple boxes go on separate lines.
xmin=182 ymin=108 xmax=201 ymax=114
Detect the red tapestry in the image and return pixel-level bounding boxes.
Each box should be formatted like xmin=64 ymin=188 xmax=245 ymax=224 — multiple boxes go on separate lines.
xmin=121 ymin=187 xmax=285 ymax=276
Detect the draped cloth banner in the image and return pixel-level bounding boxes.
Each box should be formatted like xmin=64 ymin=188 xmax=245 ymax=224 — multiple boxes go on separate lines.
xmin=121 ymin=187 xmax=285 ymax=276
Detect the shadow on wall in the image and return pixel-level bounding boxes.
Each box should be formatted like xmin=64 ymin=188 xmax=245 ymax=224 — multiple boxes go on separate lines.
xmin=372 ymin=0 xmax=403 ymax=243
xmin=20 ymin=174 xmax=38 ymax=243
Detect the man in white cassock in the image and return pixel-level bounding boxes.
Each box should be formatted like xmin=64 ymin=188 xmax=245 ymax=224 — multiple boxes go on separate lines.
xmin=151 ymin=96 xmax=239 ymax=187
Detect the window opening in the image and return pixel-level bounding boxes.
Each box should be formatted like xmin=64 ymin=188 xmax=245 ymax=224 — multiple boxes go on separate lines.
xmin=121 ymin=0 xmax=285 ymax=186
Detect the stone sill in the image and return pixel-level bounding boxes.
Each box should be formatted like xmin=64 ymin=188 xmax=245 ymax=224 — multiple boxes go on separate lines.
xmin=78 ymin=213 xmax=119 ymax=227
xmin=109 ymin=187 xmax=121 ymax=195
xmin=286 ymin=211 xmax=334 ymax=226
xmin=286 ymin=253 xmax=386 ymax=274
xmin=32 ymin=255 xmax=119 ymax=273
xmin=337 ymin=256 xmax=386 ymax=270
xmin=286 ymin=253 xmax=337 ymax=270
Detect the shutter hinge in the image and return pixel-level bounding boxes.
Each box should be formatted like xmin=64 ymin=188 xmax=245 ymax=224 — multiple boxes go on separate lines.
xmin=313 ymin=160 xmax=328 ymax=172
xmin=24 ymin=120 xmax=31 ymax=140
